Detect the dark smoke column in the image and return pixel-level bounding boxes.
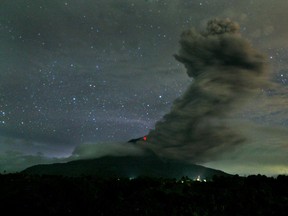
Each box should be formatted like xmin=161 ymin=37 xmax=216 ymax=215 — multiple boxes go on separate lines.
xmin=145 ymin=19 xmax=268 ymax=162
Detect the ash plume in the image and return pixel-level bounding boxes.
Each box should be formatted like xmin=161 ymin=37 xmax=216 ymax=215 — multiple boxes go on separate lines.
xmin=144 ymin=19 xmax=269 ymax=162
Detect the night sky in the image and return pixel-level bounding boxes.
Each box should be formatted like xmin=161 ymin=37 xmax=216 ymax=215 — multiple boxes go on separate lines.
xmin=1 ymin=0 xmax=288 ymax=175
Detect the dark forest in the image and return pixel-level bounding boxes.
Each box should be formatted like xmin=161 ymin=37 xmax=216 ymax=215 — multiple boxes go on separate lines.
xmin=1 ymin=173 xmax=288 ymax=215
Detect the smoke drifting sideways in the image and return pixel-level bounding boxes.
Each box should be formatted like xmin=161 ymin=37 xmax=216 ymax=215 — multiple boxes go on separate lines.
xmin=143 ymin=19 xmax=269 ymax=163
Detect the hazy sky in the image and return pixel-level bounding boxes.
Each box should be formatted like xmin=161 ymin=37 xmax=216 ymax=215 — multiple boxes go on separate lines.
xmin=1 ymin=0 xmax=288 ymax=175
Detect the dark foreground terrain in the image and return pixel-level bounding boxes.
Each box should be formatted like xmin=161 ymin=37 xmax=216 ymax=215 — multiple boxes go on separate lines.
xmin=0 ymin=173 xmax=288 ymax=215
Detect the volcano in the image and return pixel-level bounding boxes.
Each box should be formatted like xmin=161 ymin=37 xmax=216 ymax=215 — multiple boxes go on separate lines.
xmin=22 ymin=143 xmax=229 ymax=179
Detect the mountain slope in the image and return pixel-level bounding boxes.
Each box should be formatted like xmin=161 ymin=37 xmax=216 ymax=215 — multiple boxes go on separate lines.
xmin=22 ymin=154 xmax=229 ymax=179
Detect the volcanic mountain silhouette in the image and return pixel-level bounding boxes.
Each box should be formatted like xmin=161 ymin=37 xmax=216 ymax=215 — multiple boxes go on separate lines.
xmin=23 ymin=139 xmax=229 ymax=179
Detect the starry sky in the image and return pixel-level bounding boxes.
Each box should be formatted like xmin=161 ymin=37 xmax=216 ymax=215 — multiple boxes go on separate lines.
xmin=1 ymin=0 xmax=288 ymax=175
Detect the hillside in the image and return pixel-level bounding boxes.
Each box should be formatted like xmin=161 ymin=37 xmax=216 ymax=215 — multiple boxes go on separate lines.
xmin=22 ymin=154 xmax=228 ymax=179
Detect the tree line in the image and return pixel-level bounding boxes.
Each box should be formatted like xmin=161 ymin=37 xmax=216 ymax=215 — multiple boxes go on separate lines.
xmin=0 ymin=173 xmax=288 ymax=215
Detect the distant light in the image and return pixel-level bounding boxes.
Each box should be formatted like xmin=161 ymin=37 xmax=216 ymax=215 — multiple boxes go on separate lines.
xmin=143 ymin=136 xmax=147 ymax=141
xmin=196 ymin=175 xmax=201 ymax=181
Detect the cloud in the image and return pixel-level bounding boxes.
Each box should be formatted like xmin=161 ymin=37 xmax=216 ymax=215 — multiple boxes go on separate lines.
xmin=203 ymin=122 xmax=288 ymax=176
xmin=0 ymin=151 xmax=64 ymax=173
xmin=0 ymin=138 xmax=145 ymax=172
xmin=143 ymin=19 xmax=270 ymax=162
xmin=70 ymin=142 xmax=144 ymax=160
xmin=0 ymin=135 xmax=74 ymax=172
